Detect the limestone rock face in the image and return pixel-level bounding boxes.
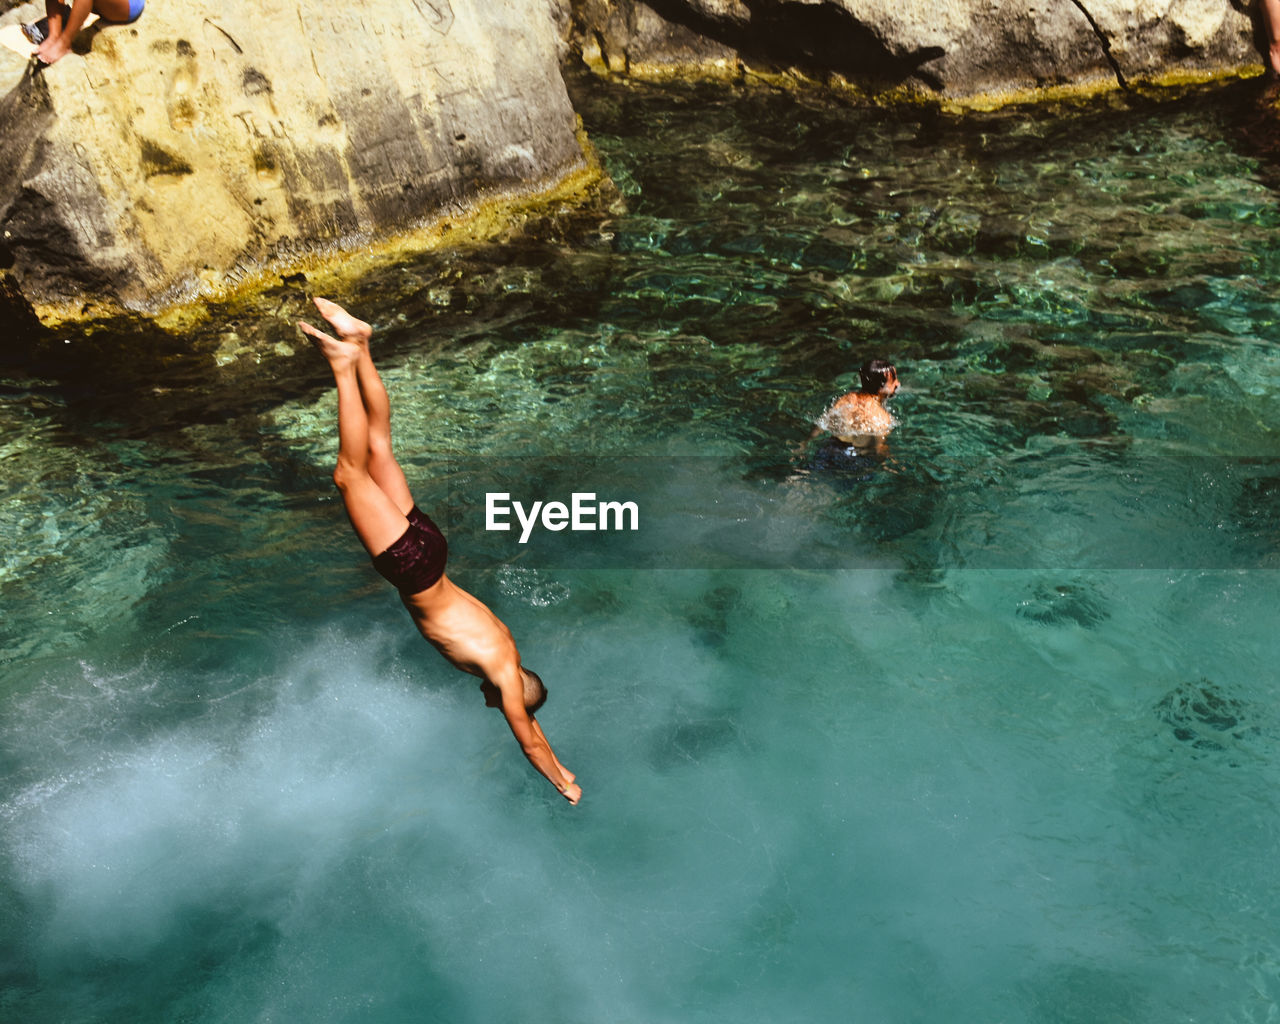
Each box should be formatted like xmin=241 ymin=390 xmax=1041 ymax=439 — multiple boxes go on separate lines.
xmin=568 ymin=0 xmax=1260 ymax=97
xmin=0 ymin=0 xmax=588 ymax=316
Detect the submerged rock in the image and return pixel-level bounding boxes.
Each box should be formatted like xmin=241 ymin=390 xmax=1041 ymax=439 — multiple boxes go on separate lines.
xmin=1155 ymin=678 xmax=1261 ymax=752
xmin=1016 ymin=579 xmax=1110 ymax=627
xmin=0 ymin=0 xmax=590 ymax=318
xmin=568 ymin=0 xmax=1261 ymax=99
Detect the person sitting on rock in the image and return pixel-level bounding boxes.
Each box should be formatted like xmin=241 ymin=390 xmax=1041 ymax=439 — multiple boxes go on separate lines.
xmin=23 ymin=0 xmax=144 ymax=65
xmin=298 ymin=297 xmax=582 ymax=806
xmin=812 ymin=358 xmax=900 ymax=449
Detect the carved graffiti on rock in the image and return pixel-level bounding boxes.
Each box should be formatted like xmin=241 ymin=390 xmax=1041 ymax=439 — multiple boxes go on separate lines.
xmin=412 ymin=0 xmax=454 ymax=36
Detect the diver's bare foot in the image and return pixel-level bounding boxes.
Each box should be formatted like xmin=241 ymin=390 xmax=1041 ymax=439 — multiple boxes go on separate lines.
xmin=312 ymin=297 xmax=372 ymax=346
xmin=298 ymin=319 xmax=361 ymax=368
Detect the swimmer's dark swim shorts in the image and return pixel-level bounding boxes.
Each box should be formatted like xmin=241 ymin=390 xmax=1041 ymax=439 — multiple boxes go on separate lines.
xmin=371 ymin=506 xmax=448 ymax=595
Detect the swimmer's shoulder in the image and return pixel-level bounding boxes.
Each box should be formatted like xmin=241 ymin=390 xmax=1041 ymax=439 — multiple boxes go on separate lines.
xmin=828 ymin=391 xmax=867 ymax=413
xmin=819 ymin=391 xmax=894 ymax=439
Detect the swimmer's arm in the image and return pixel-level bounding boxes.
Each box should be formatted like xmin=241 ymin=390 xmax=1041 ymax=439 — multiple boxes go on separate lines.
xmin=495 ymin=671 xmax=581 ymax=805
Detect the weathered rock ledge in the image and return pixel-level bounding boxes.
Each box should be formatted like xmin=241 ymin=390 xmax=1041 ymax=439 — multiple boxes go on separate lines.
xmin=0 ymin=0 xmax=590 ymax=324
xmin=565 ymin=0 xmax=1264 ymax=102
xmin=0 ymin=0 xmax=1269 ymax=332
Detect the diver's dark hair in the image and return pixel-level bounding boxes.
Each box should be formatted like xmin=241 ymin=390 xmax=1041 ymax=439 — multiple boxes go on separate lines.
xmin=522 ymin=668 xmax=548 ymax=714
xmin=859 ymin=359 xmax=897 ymax=394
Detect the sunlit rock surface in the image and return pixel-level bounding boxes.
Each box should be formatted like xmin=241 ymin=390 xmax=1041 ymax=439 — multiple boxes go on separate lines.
xmin=0 ymin=0 xmax=1265 ymax=323
xmin=567 ymin=0 xmax=1260 ymax=97
xmin=0 ymin=0 xmax=588 ymax=317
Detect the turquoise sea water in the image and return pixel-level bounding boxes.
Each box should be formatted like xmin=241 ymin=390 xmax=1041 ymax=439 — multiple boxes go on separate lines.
xmin=3 ymin=74 xmax=1280 ymax=1022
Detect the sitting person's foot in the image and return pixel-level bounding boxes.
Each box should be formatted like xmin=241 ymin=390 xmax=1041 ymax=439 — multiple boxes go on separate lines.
xmin=312 ymin=297 xmax=372 ymax=346
xmin=35 ymin=36 xmax=71 ymax=65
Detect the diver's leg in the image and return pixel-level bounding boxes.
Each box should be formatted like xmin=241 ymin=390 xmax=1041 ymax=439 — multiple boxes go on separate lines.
xmin=311 ymin=297 xmax=415 ymax=515
xmin=300 ymin=318 xmax=409 ymax=557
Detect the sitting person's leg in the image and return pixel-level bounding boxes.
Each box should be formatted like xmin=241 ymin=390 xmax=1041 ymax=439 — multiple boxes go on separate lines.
xmin=41 ymin=0 xmax=87 ymax=47
xmin=1265 ymin=0 xmax=1280 ymax=76
xmin=32 ymin=0 xmax=144 ymax=62
xmin=92 ymin=0 xmax=138 ymax=23
xmin=29 ymin=0 xmax=73 ymax=52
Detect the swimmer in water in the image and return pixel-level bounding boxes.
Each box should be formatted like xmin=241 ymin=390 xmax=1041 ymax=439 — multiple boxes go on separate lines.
xmin=299 ymin=297 xmax=581 ymax=805
xmin=812 ymin=359 xmax=900 ymax=449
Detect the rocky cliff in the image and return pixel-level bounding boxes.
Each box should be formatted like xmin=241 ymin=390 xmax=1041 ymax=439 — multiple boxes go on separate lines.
xmin=0 ymin=0 xmax=1267 ymax=327
xmin=567 ymin=0 xmax=1261 ymax=99
xmin=0 ymin=0 xmax=589 ymax=320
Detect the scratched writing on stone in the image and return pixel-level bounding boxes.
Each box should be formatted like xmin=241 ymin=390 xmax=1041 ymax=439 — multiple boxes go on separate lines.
xmin=412 ymin=0 xmax=454 ymax=35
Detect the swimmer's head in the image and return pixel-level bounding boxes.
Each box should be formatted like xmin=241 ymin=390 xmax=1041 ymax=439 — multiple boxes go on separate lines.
xmin=859 ymin=359 xmax=899 ymax=396
xmin=480 ymin=669 xmax=548 ymax=714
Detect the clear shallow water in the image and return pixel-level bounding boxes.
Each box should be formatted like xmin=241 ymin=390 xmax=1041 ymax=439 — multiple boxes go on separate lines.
xmin=3 ymin=74 xmax=1280 ymax=1022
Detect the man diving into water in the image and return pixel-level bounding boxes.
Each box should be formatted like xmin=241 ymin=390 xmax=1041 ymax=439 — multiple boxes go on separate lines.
xmin=299 ymin=297 xmax=581 ymax=805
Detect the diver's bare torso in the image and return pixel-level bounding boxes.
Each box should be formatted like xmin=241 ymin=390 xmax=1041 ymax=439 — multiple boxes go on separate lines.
xmin=399 ymin=575 xmax=519 ymax=680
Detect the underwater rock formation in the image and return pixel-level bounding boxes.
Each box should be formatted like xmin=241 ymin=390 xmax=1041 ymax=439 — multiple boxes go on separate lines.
xmin=0 ymin=0 xmax=588 ymax=318
xmin=568 ymin=0 xmax=1260 ymax=97
xmin=1155 ymin=678 xmax=1261 ymax=754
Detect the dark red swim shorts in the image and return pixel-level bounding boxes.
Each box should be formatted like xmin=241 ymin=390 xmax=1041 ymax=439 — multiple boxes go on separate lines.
xmin=371 ymin=506 xmax=448 ymax=595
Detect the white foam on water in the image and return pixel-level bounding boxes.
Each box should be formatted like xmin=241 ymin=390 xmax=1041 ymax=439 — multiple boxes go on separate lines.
xmin=8 ymin=633 xmax=430 ymax=948
xmin=4 ymin=568 xmax=1280 ymax=1022
xmin=1 ymin=610 xmax=756 ymax=1020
